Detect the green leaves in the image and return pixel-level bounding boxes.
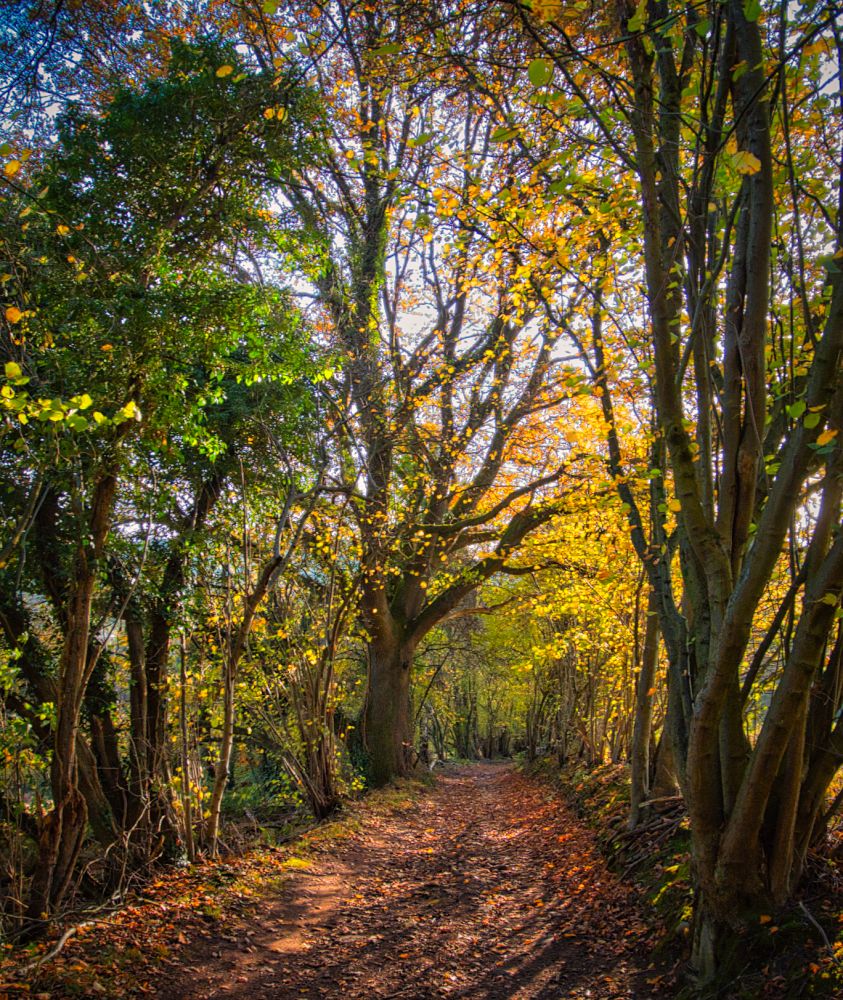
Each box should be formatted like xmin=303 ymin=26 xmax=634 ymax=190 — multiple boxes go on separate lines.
xmin=528 ymin=59 xmax=553 ymax=88
xmin=627 ymin=0 xmax=647 ymax=33
xmin=491 ymin=126 xmax=520 ymax=143
xmin=743 ymin=0 xmax=762 ymax=23
xmin=0 ymin=38 xmax=324 ymax=476
xmin=371 ymin=42 xmax=402 ymax=57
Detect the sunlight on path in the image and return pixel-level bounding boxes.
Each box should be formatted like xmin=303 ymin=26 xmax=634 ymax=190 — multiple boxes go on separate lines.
xmin=155 ymin=764 xmax=670 ymax=999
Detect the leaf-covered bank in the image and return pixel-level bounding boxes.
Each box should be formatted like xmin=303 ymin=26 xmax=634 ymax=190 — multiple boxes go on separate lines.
xmin=530 ymin=758 xmax=843 ymax=998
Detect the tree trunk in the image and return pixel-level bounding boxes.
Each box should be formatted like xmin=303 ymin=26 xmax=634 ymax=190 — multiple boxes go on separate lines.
xmin=364 ymin=635 xmax=414 ymax=786
xmin=75 ymin=732 xmax=117 ymax=849
xmin=205 ymin=655 xmax=235 ymax=856
xmin=179 ymin=636 xmax=196 ymax=863
xmin=26 ymin=472 xmax=117 ymax=929
xmin=206 ymin=553 xmax=282 ymax=853
xmin=650 ymin=730 xmax=679 ymax=800
xmin=629 ymin=591 xmax=660 ymax=829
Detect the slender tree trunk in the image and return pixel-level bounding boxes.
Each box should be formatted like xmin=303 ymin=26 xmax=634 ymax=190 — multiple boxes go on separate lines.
xmin=143 ymin=618 xmax=178 ymax=843
xmin=179 ymin=636 xmax=195 ymax=863
xmin=629 ymin=591 xmax=660 ymax=829
xmin=206 ymin=554 xmax=281 ymax=853
xmin=651 ymin=731 xmax=679 ymax=800
xmin=125 ymin=614 xmax=149 ymax=822
xmin=767 ymin=699 xmax=808 ymax=903
xmin=792 ymin=716 xmax=843 ymax=880
xmin=206 ymin=654 xmax=235 ymax=857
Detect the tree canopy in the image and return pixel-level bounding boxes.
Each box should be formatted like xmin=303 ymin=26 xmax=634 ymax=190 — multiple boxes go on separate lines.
xmin=0 ymin=0 xmax=841 ymax=989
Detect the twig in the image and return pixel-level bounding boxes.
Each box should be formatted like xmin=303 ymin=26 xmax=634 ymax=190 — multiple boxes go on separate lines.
xmin=613 ymin=811 xmax=682 ymax=842
xmin=799 ymin=901 xmax=842 ymax=965
xmin=20 ymin=920 xmax=95 ymax=975
xmin=638 ymin=794 xmax=685 ymax=808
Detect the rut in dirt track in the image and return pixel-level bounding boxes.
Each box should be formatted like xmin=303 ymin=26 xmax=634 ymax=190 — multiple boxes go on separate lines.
xmin=157 ymin=763 xmax=669 ymax=1000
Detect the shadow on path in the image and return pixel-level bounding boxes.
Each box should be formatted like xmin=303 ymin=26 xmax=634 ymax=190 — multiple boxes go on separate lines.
xmin=154 ymin=763 xmax=672 ymax=1000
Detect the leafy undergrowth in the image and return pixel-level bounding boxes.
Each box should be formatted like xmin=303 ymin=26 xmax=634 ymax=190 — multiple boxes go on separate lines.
xmin=528 ymin=757 xmax=843 ymax=998
xmin=0 ymin=777 xmax=429 ymax=998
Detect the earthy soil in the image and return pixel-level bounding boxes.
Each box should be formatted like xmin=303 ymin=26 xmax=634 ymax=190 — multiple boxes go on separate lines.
xmin=151 ymin=763 xmax=672 ymax=999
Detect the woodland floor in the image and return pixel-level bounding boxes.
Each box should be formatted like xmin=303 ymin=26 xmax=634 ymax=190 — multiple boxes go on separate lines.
xmin=142 ymin=762 xmax=671 ymax=1000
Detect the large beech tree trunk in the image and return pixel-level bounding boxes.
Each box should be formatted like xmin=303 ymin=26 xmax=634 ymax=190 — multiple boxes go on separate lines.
xmin=293 ymin=6 xmax=579 ymax=791
xmin=364 ymin=635 xmax=415 ymax=786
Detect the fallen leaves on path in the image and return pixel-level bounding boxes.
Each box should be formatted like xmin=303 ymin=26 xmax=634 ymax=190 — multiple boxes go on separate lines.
xmin=155 ymin=764 xmax=671 ymax=999
xmin=7 ymin=764 xmax=675 ymax=999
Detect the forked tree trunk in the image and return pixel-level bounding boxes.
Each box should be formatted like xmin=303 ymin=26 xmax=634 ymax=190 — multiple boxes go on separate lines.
xmin=26 ymin=471 xmax=117 ymax=929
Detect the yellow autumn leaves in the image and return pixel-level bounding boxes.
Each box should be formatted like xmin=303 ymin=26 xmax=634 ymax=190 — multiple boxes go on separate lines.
xmin=3 ymin=146 xmax=32 ymax=178
xmin=532 ymin=1 xmax=563 ymax=22
xmin=732 ymin=149 xmax=762 ymax=175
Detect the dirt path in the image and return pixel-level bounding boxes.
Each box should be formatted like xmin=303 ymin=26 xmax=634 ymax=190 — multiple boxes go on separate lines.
xmin=153 ymin=764 xmax=670 ymax=999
